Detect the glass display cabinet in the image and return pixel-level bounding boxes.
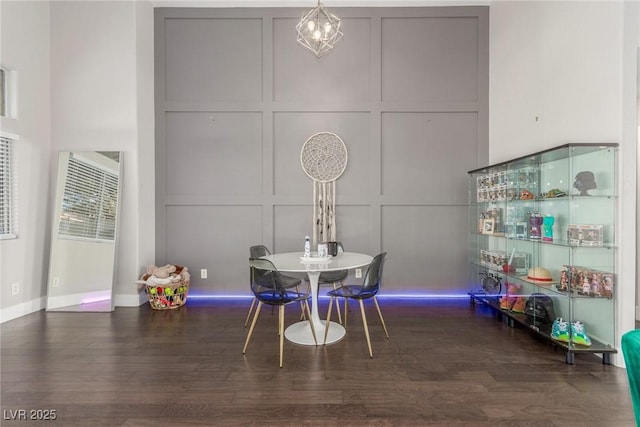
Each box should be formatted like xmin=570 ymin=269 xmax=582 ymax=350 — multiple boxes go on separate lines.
xmin=468 ymin=143 xmax=618 ymax=364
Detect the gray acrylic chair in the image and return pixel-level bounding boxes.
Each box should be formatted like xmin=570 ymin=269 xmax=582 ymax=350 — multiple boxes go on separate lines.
xmin=245 ymin=245 xmax=303 ymax=327
xmin=323 ymin=252 xmax=389 ymax=358
xmin=243 ymin=258 xmax=316 ymax=367
xmin=313 ymin=242 xmax=348 ymax=324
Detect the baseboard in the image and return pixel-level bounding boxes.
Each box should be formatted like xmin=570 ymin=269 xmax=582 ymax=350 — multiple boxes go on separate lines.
xmin=114 ymin=292 xmax=147 ymax=307
xmin=0 ymin=297 xmax=46 ymax=323
xmin=46 ymin=290 xmax=112 ymax=311
xmin=1 ymin=293 xmax=146 ymax=323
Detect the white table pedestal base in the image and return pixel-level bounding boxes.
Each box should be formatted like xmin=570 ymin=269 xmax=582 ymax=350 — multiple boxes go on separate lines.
xmin=285 ymin=320 xmax=345 ymax=346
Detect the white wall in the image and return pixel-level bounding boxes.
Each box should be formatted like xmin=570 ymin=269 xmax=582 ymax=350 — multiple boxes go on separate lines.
xmin=0 ymin=1 xmax=51 ymax=321
xmin=50 ymin=0 xmax=155 ymax=308
xmin=637 ymin=4 xmax=640 ymax=323
xmin=490 ymin=0 xmax=638 ymax=366
xmin=131 ymin=0 xmax=156 ymax=306
xmin=0 ymin=0 xmax=155 ymax=322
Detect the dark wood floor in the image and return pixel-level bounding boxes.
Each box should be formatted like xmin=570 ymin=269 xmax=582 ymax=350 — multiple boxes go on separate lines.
xmin=1 ymin=298 xmax=635 ymax=426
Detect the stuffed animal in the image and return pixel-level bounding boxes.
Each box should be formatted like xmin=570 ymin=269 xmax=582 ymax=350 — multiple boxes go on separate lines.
xmin=180 ymin=267 xmax=191 ymax=282
xmin=152 ymin=264 xmax=176 ymax=279
xmin=520 ymin=189 xmax=534 ymax=200
xmin=139 ymin=265 xmax=191 ymax=283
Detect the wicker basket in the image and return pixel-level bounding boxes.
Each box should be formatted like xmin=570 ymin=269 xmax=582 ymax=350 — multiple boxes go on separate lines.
xmin=145 ymin=280 xmax=189 ymax=310
xmin=141 ymin=265 xmax=190 ymax=310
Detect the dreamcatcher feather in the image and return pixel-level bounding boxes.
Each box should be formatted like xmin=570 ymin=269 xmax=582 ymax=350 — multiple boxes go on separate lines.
xmin=301 ymin=132 xmax=347 ymax=247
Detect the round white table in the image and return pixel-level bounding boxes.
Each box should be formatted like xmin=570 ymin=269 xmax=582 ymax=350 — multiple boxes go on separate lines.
xmin=263 ymin=252 xmax=373 ymax=346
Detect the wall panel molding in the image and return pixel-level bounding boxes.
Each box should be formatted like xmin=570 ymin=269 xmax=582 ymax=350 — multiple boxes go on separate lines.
xmin=155 ymin=6 xmax=488 ymax=295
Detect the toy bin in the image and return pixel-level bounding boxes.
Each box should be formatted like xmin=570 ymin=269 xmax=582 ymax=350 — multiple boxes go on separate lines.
xmin=139 ymin=265 xmax=190 ymax=310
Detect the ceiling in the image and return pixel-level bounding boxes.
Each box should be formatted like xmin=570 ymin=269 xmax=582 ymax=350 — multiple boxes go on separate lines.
xmin=151 ymin=0 xmax=490 ymax=7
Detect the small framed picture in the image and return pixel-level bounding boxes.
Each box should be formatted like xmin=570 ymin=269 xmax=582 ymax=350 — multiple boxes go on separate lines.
xmin=483 ymin=218 xmax=495 ymax=235
xmin=515 ymin=222 xmax=527 ymax=239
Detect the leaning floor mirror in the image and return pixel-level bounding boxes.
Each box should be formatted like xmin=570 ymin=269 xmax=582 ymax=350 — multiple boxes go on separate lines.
xmin=46 ymin=151 xmax=123 ymax=312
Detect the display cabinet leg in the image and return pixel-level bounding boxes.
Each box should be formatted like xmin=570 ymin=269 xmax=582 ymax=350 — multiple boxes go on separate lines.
xmin=565 ymin=351 xmax=575 ymax=365
xmin=602 ymin=353 xmax=612 ymax=365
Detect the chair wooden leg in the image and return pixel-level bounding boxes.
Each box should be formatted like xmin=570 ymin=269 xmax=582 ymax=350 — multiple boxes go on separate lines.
xmin=332 ymin=283 xmax=343 ymax=325
xmin=278 ymin=305 xmax=286 ymax=368
xmin=323 ymin=297 xmax=333 ymax=345
xmin=243 ymin=301 xmax=262 ymax=354
xmin=359 ymin=299 xmax=373 ymax=358
xmin=297 ymin=285 xmax=307 ymax=321
xmin=373 ymin=296 xmax=389 ymax=338
xmin=304 ymin=298 xmax=312 ymax=322
xmin=244 ymin=297 xmax=256 ymax=327
xmin=344 ymin=297 xmax=349 ymax=327
xmin=305 ymin=300 xmax=318 ymax=346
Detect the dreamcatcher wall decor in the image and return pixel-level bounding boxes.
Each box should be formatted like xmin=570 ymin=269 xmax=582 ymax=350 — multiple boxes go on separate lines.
xmin=300 ymin=132 xmax=348 ymax=247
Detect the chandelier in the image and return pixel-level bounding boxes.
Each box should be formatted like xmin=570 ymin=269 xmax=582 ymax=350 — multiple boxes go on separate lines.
xmin=296 ymin=1 xmax=343 ymax=60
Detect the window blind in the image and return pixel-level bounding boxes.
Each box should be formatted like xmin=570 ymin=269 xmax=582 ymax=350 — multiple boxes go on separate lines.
xmin=58 ymin=155 xmax=118 ymax=241
xmin=0 ymin=136 xmax=16 ymax=238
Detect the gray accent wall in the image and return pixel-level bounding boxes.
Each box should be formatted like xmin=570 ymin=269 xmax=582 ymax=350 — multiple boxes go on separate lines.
xmin=155 ymin=7 xmax=489 ymax=296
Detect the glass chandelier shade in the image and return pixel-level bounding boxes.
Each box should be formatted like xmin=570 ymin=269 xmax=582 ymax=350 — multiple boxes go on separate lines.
xmin=296 ymin=1 xmax=343 ymax=60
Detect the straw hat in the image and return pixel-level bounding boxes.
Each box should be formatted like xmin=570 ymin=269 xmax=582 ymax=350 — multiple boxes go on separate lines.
xmin=523 ymin=266 xmax=555 ymax=283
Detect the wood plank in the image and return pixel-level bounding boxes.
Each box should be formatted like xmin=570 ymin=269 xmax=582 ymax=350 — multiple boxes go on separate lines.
xmin=0 ymin=299 xmax=634 ymax=426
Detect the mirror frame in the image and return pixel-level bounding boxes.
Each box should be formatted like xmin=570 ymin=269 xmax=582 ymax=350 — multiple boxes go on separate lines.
xmin=46 ymin=151 xmax=123 ymax=312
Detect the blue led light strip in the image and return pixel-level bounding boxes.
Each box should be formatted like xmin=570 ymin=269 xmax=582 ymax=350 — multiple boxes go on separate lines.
xmin=186 ymin=293 xmax=469 ymax=300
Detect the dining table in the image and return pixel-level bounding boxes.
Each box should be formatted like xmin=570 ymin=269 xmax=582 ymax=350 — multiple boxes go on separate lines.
xmin=263 ymin=251 xmax=373 ymax=346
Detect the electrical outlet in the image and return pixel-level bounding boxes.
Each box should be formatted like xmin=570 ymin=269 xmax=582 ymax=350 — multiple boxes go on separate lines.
xmin=200 ymin=269 xmax=207 ymax=279
xmin=52 ymin=277 xmax=60 ymax=288
xmin=11 ymin=282 xmax=20 ymax=295
xmin=355 ymin=268 xmax=362 ymax=279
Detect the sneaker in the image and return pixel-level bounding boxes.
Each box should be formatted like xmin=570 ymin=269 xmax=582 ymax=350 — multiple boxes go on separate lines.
xmin=511 ymin=297 xmax=527 ymax=313
xmin=570 ymin=321 xmax=592 ymax=346
xmin=550 ymin=318 xmax=570 ymax=343
xmin=500 ymin=295 xmax=515 ymax=310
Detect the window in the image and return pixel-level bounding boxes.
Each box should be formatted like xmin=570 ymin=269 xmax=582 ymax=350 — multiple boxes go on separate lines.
xmin=58 ymin=154 xmax=119 ymax=241
xmin=0 ymin=66 xmax=16 ymax=118
xmin=0 ymin=136 xmax=17 ymax=239
xmin=0 ymin=68 xmax=5 ymax=117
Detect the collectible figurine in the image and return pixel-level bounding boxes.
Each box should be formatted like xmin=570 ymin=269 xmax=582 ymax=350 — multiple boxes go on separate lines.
xmin=590 ymin=273 xmax=601 ymax=297
xmin=520 ymin=189 xmax=534 ymax=200
xmin=558 ymin=267 xmax=569 ymax=292
xmin=603 ymin=275 xmax=614 ymax=298
xmin=542 ymin=215 xmax=554 ymax=241
xmin=573 ymin=171 xmax=597 ymax=196
xmin=529 ymin=212 xmax=542 ymax=240
xmin=581 ymin=275 xmax=591 ymax=295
